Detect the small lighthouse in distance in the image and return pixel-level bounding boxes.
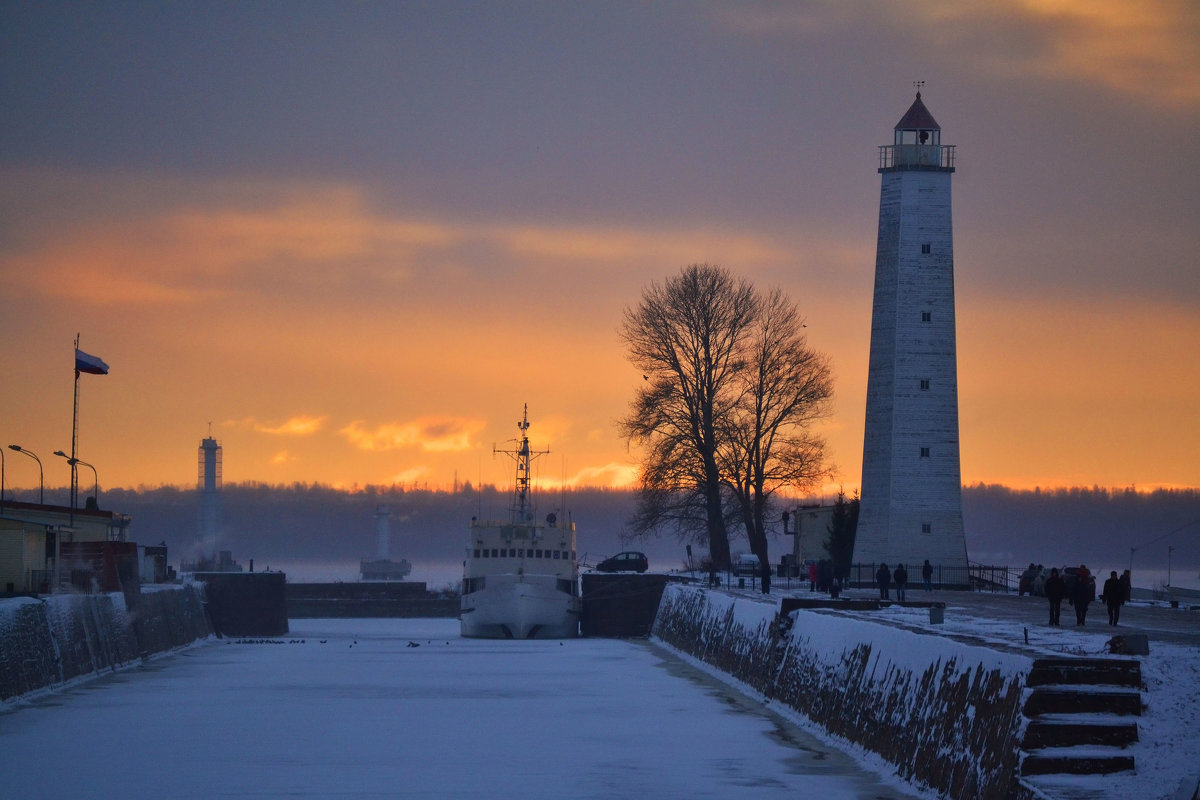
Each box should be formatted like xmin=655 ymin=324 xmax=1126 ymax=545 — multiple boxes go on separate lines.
xmin=854 ymin=88 xmax=970 ymax=582
xmin=360 ymin=505 xmax=412 ymax=581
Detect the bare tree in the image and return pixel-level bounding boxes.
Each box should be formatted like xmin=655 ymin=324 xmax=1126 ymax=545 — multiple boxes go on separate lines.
xmin=619 ymin=264 xmax=758 ymax=569
xmin=719 ymin=287 xmax=833 ymax=581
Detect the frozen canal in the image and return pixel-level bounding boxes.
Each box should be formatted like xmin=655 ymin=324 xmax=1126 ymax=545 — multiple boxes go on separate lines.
xmin=2 ymin=618 xmax=925 ymax=799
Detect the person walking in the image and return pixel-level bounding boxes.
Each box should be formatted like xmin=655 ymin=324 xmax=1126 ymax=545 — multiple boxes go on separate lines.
xmin=876 ymin=562 xmax=891 ymax=601
xmin=1073 ymin=564 xmax=1094 ymax=625
xmin=1103 ymin=570 xmax=1124 ymax=626
xmin=1119 ymin=569 xmax=1132 ymax=603
xmin=922 ymin=559 xmax=933 ymax=592
xmin=808 ymin=560 xmax=818 ymax=593
xmin=894 ymin=563 xmax=908 ymax=602
xmin=1044 ymin=567 xmax=1066 ymax=626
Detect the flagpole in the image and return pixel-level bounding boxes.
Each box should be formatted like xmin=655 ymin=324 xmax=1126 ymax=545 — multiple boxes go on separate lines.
xmin=71 ymin=333 xmax=80 ymax=523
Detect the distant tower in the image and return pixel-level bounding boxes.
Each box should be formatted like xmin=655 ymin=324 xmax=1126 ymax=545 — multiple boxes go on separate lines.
xmin=854 ymin=89 xmax=969 ymax=577
xmin=375 ymin=505 xmax=391 ymax=561
xmin=360 ymin=505 xmax=411 ymax=582
xmin=197 ymin=435 xmax=222 ymax=551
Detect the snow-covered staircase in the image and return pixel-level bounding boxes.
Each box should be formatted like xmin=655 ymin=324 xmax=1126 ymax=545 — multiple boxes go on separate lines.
xmin=1020 ymin=657 xmax=1141 ymax=776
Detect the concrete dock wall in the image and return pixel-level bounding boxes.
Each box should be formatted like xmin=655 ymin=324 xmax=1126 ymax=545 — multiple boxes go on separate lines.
xmin=652 ymin=585 xmax=1034 ymax=800
xmin=285 ymin=581 xmax=459 ymax=619
xmin=0 ymin=585 xmax=211 ymax=703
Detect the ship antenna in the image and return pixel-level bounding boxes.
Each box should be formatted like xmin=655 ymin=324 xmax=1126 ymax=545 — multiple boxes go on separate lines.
xmin=494 ymin=404 xmax=549 ymax=523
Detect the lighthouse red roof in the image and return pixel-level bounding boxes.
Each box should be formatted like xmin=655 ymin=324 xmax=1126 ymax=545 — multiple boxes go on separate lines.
xmin=894 ymin=92 xmax=940 ymax=131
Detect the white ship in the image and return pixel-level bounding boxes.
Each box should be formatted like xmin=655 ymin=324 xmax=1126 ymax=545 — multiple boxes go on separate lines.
xmin=460 ymin=406 xmax=580 ymax=639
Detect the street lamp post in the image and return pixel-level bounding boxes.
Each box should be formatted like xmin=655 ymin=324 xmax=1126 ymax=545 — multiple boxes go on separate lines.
xmin=8 ymin=445 xmax=44 ymax=504
xmin=53 ymin=450 xmax=98 ymax=508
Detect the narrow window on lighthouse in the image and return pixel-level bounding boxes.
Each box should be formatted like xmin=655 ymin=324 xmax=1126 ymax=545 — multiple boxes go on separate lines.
xmin=920 ymin=379 xmax=931 ymax=391
xmin=921 ymin=311 xmax=932 ymax=322
xmin=921 ymin=243 xmax=931 ymax=254
xmin=920 ymin=447 xmax=931 ymax=458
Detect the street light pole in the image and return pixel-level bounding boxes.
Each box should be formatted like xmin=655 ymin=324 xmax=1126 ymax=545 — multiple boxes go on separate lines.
xmin=8 ymin=445 xmax=44 ymax=504
xmin=53 ymin=451 xmax=98 ymax=508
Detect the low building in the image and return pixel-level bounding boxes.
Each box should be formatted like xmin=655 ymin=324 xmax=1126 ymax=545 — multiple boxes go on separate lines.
xmin=0 ymin=500 xmax=133 ymax=594
xmin=784 ymin=504 xmax=835 ymax=572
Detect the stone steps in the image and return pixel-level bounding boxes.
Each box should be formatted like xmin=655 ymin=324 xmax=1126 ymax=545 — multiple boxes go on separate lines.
xmin=1023 ymin=687 xmax=1142 ymax=716
xmin=1026 ymin=657 xmax=1142 ymax=688
xmin=1022 ymin=752 xmax=1136 ymax=776
xmin=1023 ymin=719 xmax=1139 ymax=749
xmin=1020 ymin=657 xmax=1142 ymax=780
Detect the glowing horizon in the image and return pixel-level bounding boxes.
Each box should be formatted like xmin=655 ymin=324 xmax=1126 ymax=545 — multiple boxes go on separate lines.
xmin=2 ymin=4 xmax=1197 ymax=496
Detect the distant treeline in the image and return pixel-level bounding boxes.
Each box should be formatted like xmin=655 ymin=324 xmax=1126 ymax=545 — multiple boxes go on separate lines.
xmin=19 ymin=482 xmax=1198 ymax=574
xmin=98 ymin=483 xmax=647 ymax=568
xmin=962 ymin=484 xmax=1200 ymax=572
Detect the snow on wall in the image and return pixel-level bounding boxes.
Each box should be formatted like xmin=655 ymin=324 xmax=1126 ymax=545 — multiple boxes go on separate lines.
xmin=652 ymin=585 xmax=1036 ymax=800
xmin=0 ymin=585 xmax=211 ymax=703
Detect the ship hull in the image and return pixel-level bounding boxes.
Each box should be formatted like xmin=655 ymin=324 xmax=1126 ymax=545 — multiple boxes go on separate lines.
xmin=460 ymin=574 xmax=580 ymax=639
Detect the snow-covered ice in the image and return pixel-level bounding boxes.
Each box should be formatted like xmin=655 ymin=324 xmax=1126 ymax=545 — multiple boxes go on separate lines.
xmin=1 ymin=617 xmax=926 ymax=800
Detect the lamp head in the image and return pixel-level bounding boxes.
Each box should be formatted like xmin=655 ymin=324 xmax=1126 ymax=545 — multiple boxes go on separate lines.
xmin=8 ymin=444 xmax=21 ymax=452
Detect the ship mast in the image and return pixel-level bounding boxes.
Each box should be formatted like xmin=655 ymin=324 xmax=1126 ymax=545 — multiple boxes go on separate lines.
xmin=494 ymin=404 xmax=549 ymax=524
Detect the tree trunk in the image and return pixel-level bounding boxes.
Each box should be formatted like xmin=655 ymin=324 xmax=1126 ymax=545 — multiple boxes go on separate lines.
xmin=704 ymin=460 xmax=730 ymax=569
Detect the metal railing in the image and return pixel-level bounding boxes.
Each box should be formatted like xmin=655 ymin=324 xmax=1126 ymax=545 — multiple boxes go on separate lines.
xmin=843 ymin=562 xmax=1016 ymax=592
xmin=703 ymin=560 xmax=1023 ymax=594
xmin=878 ymin=143 xmax=956 ymax=170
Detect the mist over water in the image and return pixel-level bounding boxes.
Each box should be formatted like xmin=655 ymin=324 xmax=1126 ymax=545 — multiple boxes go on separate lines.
xmin=104 ymin=482 xmax=1198 ymax=592
xmin=271 ymin=557 xmax=465 ymax=590
xmin=1122 ymin=568 xmax=1200 ymax=593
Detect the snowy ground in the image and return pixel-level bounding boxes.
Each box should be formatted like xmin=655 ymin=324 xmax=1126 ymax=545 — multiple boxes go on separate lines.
xmin=713 ymin=585 xmax=1200 ymax=800
xmin=1 ymin=617 xmax=927 ymax=800
xmin=901 ymin=592 xmax=1200 ymax=800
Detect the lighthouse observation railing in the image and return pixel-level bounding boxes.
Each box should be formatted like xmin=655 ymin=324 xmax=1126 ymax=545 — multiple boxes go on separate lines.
xmin=878 ymin=143 xmax=955 ymax=170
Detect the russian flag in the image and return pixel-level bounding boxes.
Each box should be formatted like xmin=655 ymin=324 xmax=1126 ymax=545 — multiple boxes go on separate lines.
xmin=75 ymin=348 xmax=109 ymax=375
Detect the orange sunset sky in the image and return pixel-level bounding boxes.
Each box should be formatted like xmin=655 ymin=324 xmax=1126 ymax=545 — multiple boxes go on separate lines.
xmin=1 ymin=3 xmax=1198 ymax=496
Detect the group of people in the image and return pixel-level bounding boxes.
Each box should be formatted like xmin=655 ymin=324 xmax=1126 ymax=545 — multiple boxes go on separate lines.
xmin=875 ymin=560 xmax=935 ymax=601
xmin=1042 ymin=565 xmax=1132 ymax=627
xmin=812 ymin=558 xmax=1135 ymax=629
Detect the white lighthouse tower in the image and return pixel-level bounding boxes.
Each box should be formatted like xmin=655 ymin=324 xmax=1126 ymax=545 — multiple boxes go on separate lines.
xmin=854 ymin=89 xmax=970 ymax=581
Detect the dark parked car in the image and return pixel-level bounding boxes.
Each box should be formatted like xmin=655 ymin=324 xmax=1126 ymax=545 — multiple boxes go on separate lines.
xmin=595 ymin=551 xmax=648 ymax=573
xmin=1019 ymin=564 xmax=1048 ymax=596
xmin=731 ymin=553 xmax=761 ymax=577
